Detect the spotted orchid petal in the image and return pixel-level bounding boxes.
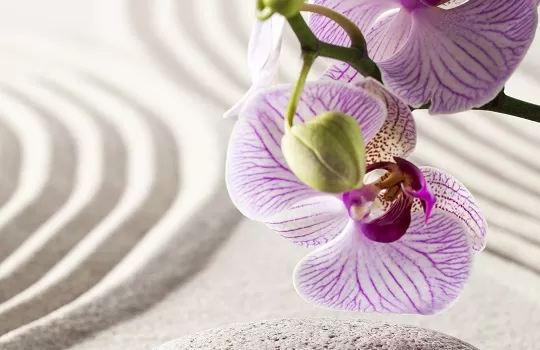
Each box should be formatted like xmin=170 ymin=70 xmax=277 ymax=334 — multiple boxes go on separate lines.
xmin=226 ymin=81 xmax=386 ymax=221
xmin=322 ymin=72 xmax=416 ymax=164
xmin=294 ymin=210 xmax=472 ymax=314
xmin=310 ymin=0 xmax=538 ymax=113
xmin=223 ymin=15 xmax=286 ymax=119
xmin=361 ymin=79 xmax=416 ymax=163
xmin=421 ymin=167 xmax=487 ymax=252
xmin=264 ymin=195 xmax=349 ymax=247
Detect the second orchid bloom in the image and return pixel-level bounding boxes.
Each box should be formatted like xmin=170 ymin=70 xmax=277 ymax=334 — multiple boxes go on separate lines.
xmin=226 ymin=75 xmax=487 ymax=314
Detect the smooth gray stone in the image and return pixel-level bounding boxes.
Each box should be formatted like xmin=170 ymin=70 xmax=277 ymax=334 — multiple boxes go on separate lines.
xmin=156 ymin=318 xmax=479 ymax=350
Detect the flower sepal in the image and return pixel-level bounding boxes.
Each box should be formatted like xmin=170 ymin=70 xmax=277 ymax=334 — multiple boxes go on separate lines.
xmin=281 ymin=111 xmax=366 ymax=194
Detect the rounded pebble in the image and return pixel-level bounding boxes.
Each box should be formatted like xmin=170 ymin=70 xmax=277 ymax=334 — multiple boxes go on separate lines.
xmin=156 ymin=318 xmax=479 ymax=349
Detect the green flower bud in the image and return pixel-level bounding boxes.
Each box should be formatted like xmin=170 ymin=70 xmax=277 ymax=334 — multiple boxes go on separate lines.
xmin=259 ymin=0 xmax=305 ymax=19
xmin=281 ymin=112 xmax=366 ymax=193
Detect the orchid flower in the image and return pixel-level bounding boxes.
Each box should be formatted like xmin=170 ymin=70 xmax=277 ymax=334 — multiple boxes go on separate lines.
xmin=308 ymin=0 xmax=538 ymax=113
xmin=226 ymin=77 xmax=487 ymax=314
xmin=223 ymin=14 xmax=286 ymax=118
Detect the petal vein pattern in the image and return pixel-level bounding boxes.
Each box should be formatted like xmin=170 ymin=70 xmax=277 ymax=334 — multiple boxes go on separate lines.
xmin=294 ymin=210 xmax=472 ymax=314
xmin=310 ymin=0 xmax=538 ymax=113
xmin=421 ymin=167 xmax=487 ymax=252
xmin=379 ymin=0 xmax=538 ymax=112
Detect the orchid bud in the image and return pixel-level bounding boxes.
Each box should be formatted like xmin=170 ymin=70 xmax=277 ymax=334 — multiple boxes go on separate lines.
xmin=259 ymin=0 xmax=305 ymax=19
xmin=281 ymin=112 xmax=366 ymax=193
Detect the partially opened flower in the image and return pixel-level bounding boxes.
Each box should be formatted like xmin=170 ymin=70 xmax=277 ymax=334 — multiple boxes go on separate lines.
xmin=226 ymin=78 xmax=487 ymax=314
xmin=223 ymin=14 xmax=286 ymax=118
xmin=308 ymin=0 xmax=538 ymax=113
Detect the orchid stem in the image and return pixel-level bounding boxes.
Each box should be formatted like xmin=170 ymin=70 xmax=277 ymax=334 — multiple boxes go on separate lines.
xmin=286 ymin=13 xmax=381 ymax=82
xmin=301 ymin=3 xmax=366 ymax=51
xmin=319 ymin=43 xmax=381 ymax=81
xmin=480 ymin=92 xmax=540 ymax=124
xmin=286 ymin=52 xmax=316 ymax=130
xmin=416 ymin=91 xmax=540 ymax=124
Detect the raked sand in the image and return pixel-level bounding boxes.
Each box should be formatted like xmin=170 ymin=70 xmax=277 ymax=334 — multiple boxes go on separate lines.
xmin=0 ymin=1 xmax=539 ymax=349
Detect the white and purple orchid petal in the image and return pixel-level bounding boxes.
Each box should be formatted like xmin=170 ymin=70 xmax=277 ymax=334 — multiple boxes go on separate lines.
xmin=394 ymin=157 xmax=436 ymax=221
xmin=309 ymin=0 xmax=400 ymax=48
xmin=421 ymin=167 xmax=487 ymax=252
xmin=294 ymin=210 xmax=472 ymax=314
xmin=321 ymin=62 xmax=364 ymax=85
xmin=226 ymin=81 xmax=386 ymax=221
xmin=264 ymin=196 xmax=349 ymax=247
xmin=378 ymin=0 xmax=538 ymax=113
xmin=321 ymin=72 xmax=417 ymax=164
xmin=361 ymin=194 xmax=413 ymax=243
xmin=366 ymin=9 xmax=412 ymax=62
xmin=224 ymin=15 xmax=286 ymax=119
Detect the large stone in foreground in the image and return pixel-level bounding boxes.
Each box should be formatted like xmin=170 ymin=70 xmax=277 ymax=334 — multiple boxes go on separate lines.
xmin=156 ymin=318 xmax=478 ymax=349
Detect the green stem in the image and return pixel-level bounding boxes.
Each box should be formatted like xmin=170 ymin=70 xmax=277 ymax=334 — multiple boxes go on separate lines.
xmin=287 ymin=13 xmax=381 ymax=81
xmin=287 ymin=13 xmax=319 ymax=52
xmin=415 ymin=91 xmax=540 ymax=124
xmin=480 ymin=92 xmax=540 ymax=124
xmin=301 ymin=3 xmax=366 ymax=51
xmin=319 ymin=43 xmax=381 ymax=81
xmin=286 ymin=52 xmax=317 ymax=130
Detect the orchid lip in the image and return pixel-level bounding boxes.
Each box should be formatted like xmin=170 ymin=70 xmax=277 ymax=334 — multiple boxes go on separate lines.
xmin=360 ymin=194 xmax=413 ymax=243
xmin=342 ymin=157 xmax=436 ymax=243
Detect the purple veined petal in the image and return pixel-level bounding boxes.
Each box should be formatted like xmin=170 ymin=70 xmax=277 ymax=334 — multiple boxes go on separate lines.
xmin=224 ymin=15 xmax=285 ymax=119
xmin=264 ymin=195 xmax=349 ymax=247
xmin=321 ymin=61 xmax=365 ymax=85
xmin=420 ymin=167 xmax=487 ymax=252
xmin=321 ymin=70 xmax=417 ymax=164
xmin=377 ymin=0 xmax=538 ymax=113
xmin=309 ymin=0 xmax=400 ymax=48
xmin=226 ymin=81 xmax=387 ymax=221
xmin=394 ymin=157 xmax=436 ymax=221
xmin=365 ymin=8 xmax=412 ymax=62
xmin=361 ymin=193 xmax=413 ymax=243
xmin=294 ymin=210 xmax=472 ymax=314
